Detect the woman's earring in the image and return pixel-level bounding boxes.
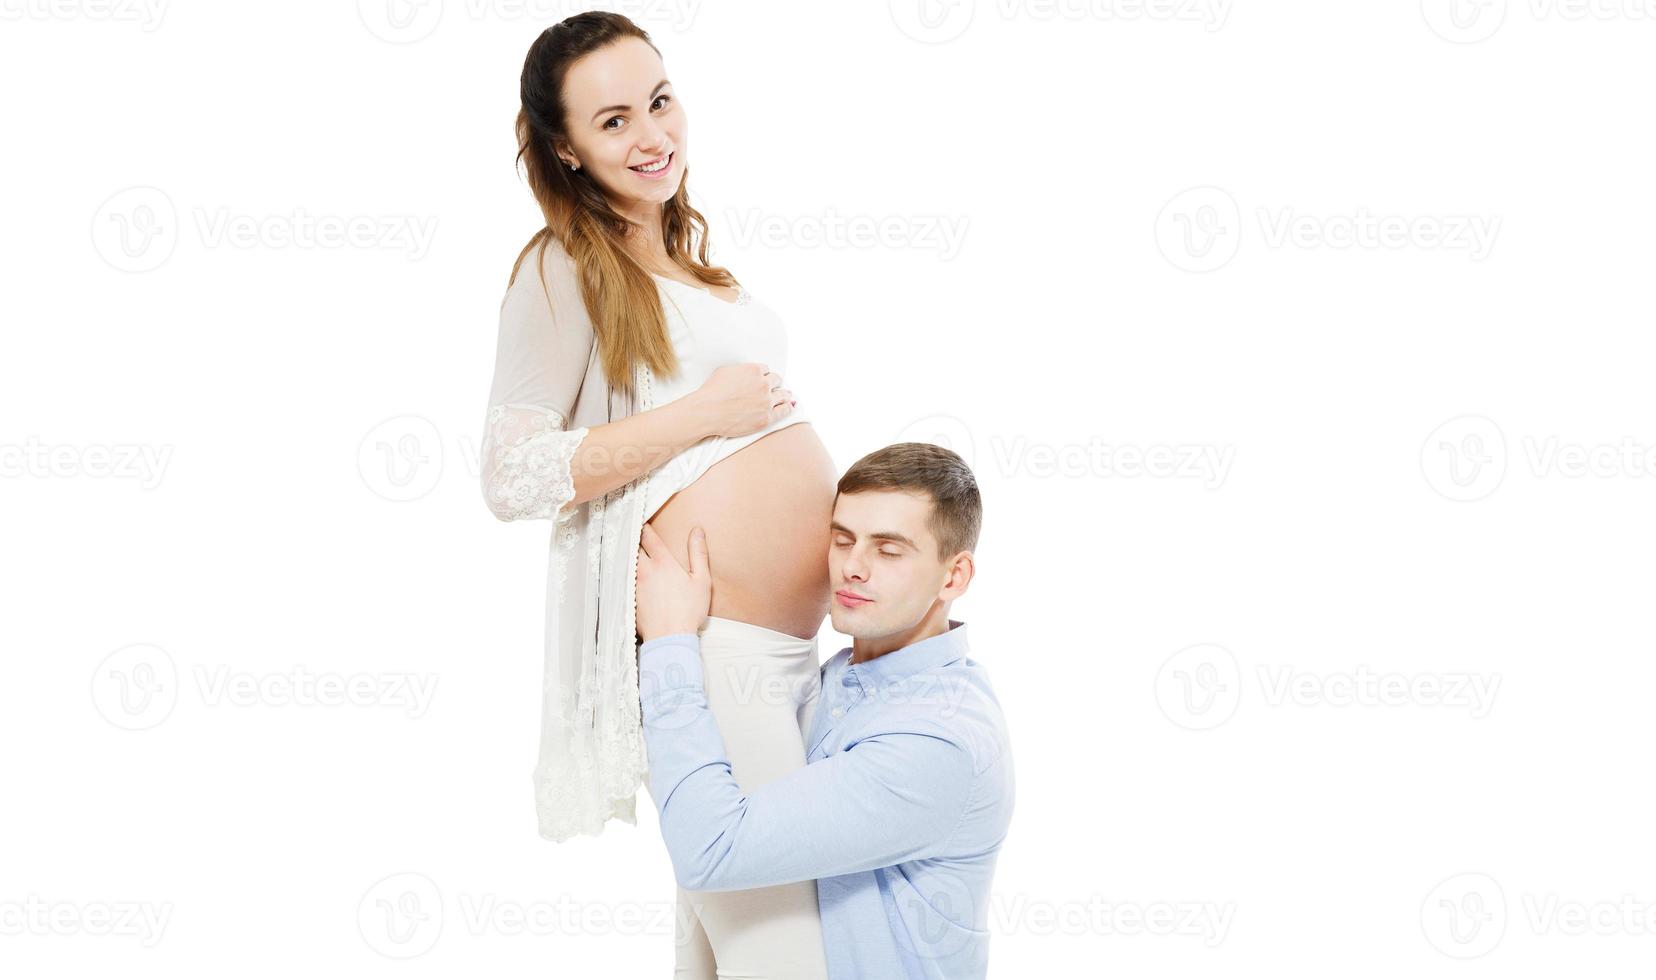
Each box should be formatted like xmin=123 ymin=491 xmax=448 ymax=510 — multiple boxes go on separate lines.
xmin=568 ymin=162 xmax=580 ymax=171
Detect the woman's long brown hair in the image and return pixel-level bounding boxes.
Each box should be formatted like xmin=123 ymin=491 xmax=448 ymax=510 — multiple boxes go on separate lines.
xmin=511 ymin=11 xmax=736 ymax=398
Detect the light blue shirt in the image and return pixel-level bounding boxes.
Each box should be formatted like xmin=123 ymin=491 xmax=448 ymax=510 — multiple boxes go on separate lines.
xmin=637 ymin=618 xmax=1014 ymax=980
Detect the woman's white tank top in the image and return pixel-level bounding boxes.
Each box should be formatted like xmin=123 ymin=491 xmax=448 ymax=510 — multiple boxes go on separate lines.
xmin=642 ymin=273 xmax=810 ymax=521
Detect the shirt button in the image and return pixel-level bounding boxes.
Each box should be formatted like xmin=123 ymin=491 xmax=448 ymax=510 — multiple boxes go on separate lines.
xmin=831 ymin=707 xmax=845 ymax=718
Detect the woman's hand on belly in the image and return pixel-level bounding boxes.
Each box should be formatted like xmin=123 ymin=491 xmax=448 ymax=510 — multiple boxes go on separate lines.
xmin=691 ymin=363 xmax=798 ymax=438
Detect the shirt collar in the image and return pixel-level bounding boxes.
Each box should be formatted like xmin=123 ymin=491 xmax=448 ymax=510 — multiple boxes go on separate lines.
xmin=835 ymin=618 xmax=969 ymax=687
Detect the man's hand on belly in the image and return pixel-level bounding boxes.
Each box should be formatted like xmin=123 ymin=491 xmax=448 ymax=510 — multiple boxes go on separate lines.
xmin=636 ymin=523 xmax=714 ymax=643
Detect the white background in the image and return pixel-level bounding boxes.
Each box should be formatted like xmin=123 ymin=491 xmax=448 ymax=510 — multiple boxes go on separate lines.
xmin=3 ymin=0 xmax=1654 ymax=976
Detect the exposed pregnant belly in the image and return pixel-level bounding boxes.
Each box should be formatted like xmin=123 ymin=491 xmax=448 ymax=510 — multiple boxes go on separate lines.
xmin=644 ymin=421 xmax=837 ymax=640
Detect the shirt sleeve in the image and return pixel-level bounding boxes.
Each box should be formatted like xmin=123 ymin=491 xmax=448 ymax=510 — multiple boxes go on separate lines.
xmin=637 ymin=633 xmax=976 ymax=893
xmin=480 ymin=237 xmax=596 ymax=523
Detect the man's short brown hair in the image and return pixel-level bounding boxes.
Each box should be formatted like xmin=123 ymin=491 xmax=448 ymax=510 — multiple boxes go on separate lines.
xmin=836 ymin=442 xmax=981 ymax=560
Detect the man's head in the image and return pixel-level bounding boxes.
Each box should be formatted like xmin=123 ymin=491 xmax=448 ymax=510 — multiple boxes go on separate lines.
xmin=828 ymin=443 xmax=981 ymax=648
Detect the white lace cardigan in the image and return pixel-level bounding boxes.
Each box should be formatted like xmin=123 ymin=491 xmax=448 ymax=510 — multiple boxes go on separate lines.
xmin=480 ymin=234 xmax=658 ymax=842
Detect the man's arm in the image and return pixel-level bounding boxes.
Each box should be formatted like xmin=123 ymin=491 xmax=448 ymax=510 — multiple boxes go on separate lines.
xmin=638 ymin=633 xmax=975 ymax=893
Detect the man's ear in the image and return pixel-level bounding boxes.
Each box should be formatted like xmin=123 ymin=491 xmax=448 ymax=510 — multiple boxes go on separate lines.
xmin=941 ymin=551 xmax=974 ymax=600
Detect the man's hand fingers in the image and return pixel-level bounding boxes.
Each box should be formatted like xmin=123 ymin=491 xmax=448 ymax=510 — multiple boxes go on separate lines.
xmin=688 ymin=526 xmax=709 ymax=580
xmin=639 ymin=522 xmax=662 ymax=561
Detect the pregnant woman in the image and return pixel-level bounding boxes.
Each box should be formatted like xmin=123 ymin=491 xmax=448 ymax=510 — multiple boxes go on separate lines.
xmin=480 ymin=14 xmax=835 ymax=979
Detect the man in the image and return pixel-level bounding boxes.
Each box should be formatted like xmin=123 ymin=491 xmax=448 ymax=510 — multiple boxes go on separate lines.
xmin=634 ymin=442 xmax=1015 ymax=980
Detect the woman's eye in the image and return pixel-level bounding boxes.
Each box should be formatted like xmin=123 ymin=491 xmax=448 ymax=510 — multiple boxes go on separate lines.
xmin=603 ymin=95 xmax=667 ymax=131
xmin=880 ymin=551 xmax=901 ymax=559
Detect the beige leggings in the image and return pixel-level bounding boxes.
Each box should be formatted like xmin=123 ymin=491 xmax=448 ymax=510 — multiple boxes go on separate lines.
xmin=670 ymin=615 xmax=830 ymax=980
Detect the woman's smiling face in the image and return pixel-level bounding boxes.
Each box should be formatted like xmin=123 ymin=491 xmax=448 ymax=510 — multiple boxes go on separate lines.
xmin=555 ymin=36 xmax=685 ymax=214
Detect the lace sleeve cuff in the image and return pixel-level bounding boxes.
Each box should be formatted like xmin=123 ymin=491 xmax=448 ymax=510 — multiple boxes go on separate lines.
xmin=482 ymin=404 xmax=590 ymax=523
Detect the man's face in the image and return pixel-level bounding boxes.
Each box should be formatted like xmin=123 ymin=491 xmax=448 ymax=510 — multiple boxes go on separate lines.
xmin=828 ymin=490 xmax=957 ymax=640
